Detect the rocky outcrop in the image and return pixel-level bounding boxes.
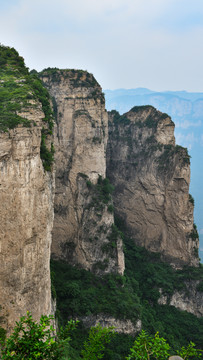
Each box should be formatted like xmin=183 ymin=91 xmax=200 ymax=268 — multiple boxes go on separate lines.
xmin=0 ymin=102 xmax=54 ymax=334
xmin=158 ymin=280 xmax=203 ymax=317
xmin=79 ymin=314 xmax=141 ymax=335
xmin=40 ymin=69 xmax=124 ymax=275
xmin=107 ymin=106 xmax=199 ymax=268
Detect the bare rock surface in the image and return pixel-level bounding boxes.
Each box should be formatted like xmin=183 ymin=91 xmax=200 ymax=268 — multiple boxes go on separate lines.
xmin=0 ymin=101 xmax=54 ymax=334
xmin=158 ymin=280 xmax=203 ymax=317
xmin=41 ymin=70 xmax=125 ymax=275
xmin=107 ymin=106 xmax=199 ymax=268
xmin=80 ymin=314 xmax=141 ymax=335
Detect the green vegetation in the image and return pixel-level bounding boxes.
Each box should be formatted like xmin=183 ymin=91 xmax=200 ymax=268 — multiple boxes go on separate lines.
xmin=0 ymin=327 xmax=6 ymax=347
xmin=85 ymin=176 xmax=115 ymax=216
xmin=126 ymin=330 xmax=202 ymax=360
xmin=130 ymin=105 xmax=154 ymax=113
xmin=174 ymin=145 xmax=191 ymax=165
xmin=0 ymin=312 xmax=73 ymax=359
xmin=50 ymin=259 xmax=141 ymax=323
xmin=81 ymin=324 xmax=114 ymax=360
xmin=158 ymin=144 xmax=191 ymax=171
xmin=189 ymin=224 xmax=199 ymax=241
xmin=51 ymin=216 xmax=203 ymax=357
xmin=189 ymin=194 xmax=195 ymax=205
xmin=0 ymin=45 xmax=54 ymax=171
xmin=39 ymin=68 xmax=98 ymax=88
xmin=109 ymin=110 xmax=131 ymax=126
xmin=1 ymin=315 xmax=201 ymax=360
xmin=126 ymin=330 xmax=170 ymax=360
xmin=40 ymin=133 xmax=55 ymax=171
xmin=110 ymin=107 xmax=159 ymax=128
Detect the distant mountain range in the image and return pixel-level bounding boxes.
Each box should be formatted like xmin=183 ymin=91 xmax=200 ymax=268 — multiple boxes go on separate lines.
xmin=104 ymin=88 xmax=203 ymax=262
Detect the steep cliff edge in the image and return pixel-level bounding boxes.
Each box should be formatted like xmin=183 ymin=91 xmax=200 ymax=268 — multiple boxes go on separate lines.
xmin=40 ymin=69 xmax=124 ymax=275
xmin=107 ymin=106 xmax=199 ymax=268
xmin=0 ymin=46 xmax=55 ymax=334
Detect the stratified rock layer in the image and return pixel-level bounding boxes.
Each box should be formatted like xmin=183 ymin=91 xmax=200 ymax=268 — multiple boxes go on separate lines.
xmin=107 ymin=106 xmax=199 ymax=268
xmin=0 ymin=102 xmax=54 ymax=334
xmin=40 ymin=70 xmax=124 ymax=275
xmin=158 ymin=280 xmax=203 ymax=317
xmin=80 ymin=314 xmax=141 ymax=335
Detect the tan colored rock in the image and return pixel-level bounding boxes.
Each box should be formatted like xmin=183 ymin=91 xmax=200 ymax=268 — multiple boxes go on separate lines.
xmin=41 ymin=70 xmax=124 ymax=275
xmin=107 ymin=106 xmax=199 ymax=268
xmin=158 ymin=280 xmax=203 ymax=317
xmin=80 ymin=314 xmax=141 ymax=335
xmin=0 ymin=102 xmax=55 ymax=334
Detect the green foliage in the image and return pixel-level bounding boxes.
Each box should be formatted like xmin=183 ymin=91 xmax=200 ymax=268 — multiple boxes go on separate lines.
xmin=189 ymin=223 xmax=199 ymax=241
xmin=81 ymin=323 xmax=115 ymax=360
xmin=107 ymin=204 xmax=114 ymax=213
xmin=126 ymin=330 xmax=170 ymax=360
xmin=196 ymin=280 xmax=203 ymax=292
xmin=174 ymin=145 xmax=191 ymax=165
xmin=0 ymin=312 xmax=70 ymax=360
xmin=51 ymin=228 xmax=203 ymax=353
xmin=144 ymin=115 xmax=157 ymax=128
xmin=0 ymin=45 xmax=53 ymax=132
xmin=84 ymin=176 xmax=115 ymax=218
xmin=157 ymin=143 xmax=191 ymax=171
xmin=40 ymin=68 xmax=99 ymax=88
xmin=50 ymin=260 xmax=141 ymax=323
xmin=189 ymin=194 xmax=195 ymax=205
xmin=109 ymin=110 xmax=131 ymax=126
xmin=40 ymin=132 xmax=55 ymax=171
xmin=0 ymin=327 xmax=6 ymax=347
xmin=102 ymin=224 xmax=123 ymax=253
xmin=97 ymin=175 xmax=114 ymax=203
xmin=0 ymin=45 xmax=54 ymax=171
xmin=130 ymin=105 xmax=154 ymax=113
xmin=177 ymin=341 xmax=202 ymax=359
xmin=0 ymin=45 xmax=27 ymax=74
xmin=124 ymin=236 xmax=185 ymax=299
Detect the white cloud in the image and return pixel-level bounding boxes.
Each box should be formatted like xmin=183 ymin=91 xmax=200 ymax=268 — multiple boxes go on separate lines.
xmin=175 ymin=132 xmax=198 ymax=150
xmin=199 ymin=229 xmax=203 ymax=235
xmin=176 ymin=120 xmax=202 ymax=129
xmin=1 ymin=0 xmax=203 ymax=91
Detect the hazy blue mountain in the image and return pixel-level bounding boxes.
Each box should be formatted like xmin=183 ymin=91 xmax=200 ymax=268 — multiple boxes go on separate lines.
xmin=105 ymin=88 xmax=203 ymax=262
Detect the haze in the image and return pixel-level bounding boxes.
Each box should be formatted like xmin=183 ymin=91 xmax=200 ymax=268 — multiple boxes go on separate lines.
xmin=1 ymin=0 xmax=203 ymax=92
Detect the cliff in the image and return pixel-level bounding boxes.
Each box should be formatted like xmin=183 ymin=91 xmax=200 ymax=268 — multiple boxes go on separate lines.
xmin=0 ymin=46 xmax=55 ymax=333
xmin=40 ymin=69 xmax=124 ymax=275
xmin=107 ymin=106 xmax=199 ymax=268
xmin=158 ymin=280 xmax=203 ymax=318
xmin=0 ymin=46 xmax=202 ymax=348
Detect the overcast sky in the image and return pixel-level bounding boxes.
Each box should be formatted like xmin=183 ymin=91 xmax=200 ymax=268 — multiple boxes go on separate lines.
xmin=1 ymin=0 xmax=203 ymax=92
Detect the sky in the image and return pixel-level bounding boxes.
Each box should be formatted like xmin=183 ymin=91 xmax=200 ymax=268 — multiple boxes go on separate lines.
xmin=1 ymin=0 xmax=203 ymax=91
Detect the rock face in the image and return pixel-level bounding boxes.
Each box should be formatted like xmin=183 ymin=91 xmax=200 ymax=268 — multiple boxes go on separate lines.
xmin=107 ymin=106 xmax=199 ymax=268
xmin=158 ymin=280 xmax=203 ymax=317
xmin=80 ymin=314 xmax=141 ymax=335
xmin=0 ymin=102 xmax=54 ymax=334
xmin=40 ymin=69 xmax=124 ymax=275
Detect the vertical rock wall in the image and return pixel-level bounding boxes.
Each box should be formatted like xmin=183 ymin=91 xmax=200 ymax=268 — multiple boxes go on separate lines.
xmin=41 ymin=70 xmax=124 ymax=275
xmin=0 ymin=102 xmax=54 ymax=334
xmin=107 ymin=106 xmax=199 ymax=268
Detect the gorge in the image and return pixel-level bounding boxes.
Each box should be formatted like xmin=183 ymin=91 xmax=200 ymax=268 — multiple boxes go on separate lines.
xmin=0 ymin=45 xmax=203 ymax=355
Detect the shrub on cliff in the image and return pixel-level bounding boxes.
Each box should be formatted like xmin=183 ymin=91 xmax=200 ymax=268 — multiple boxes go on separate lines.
xmin=0 ymin=312 xmax=74 ymax=360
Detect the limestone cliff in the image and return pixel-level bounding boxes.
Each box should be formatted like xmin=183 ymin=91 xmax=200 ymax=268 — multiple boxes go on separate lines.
xmin=0 ymin=45 xmax=55 ymax=334
xmin=40 ymin=69 xmax=124 ymax=275
xmin=0 ymin=106 xmax=54 ymax=334
xmin=107 ymin=106 xmax=199 ymax=268
xmin=158 ymin=280 xmax=203 ymax=318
